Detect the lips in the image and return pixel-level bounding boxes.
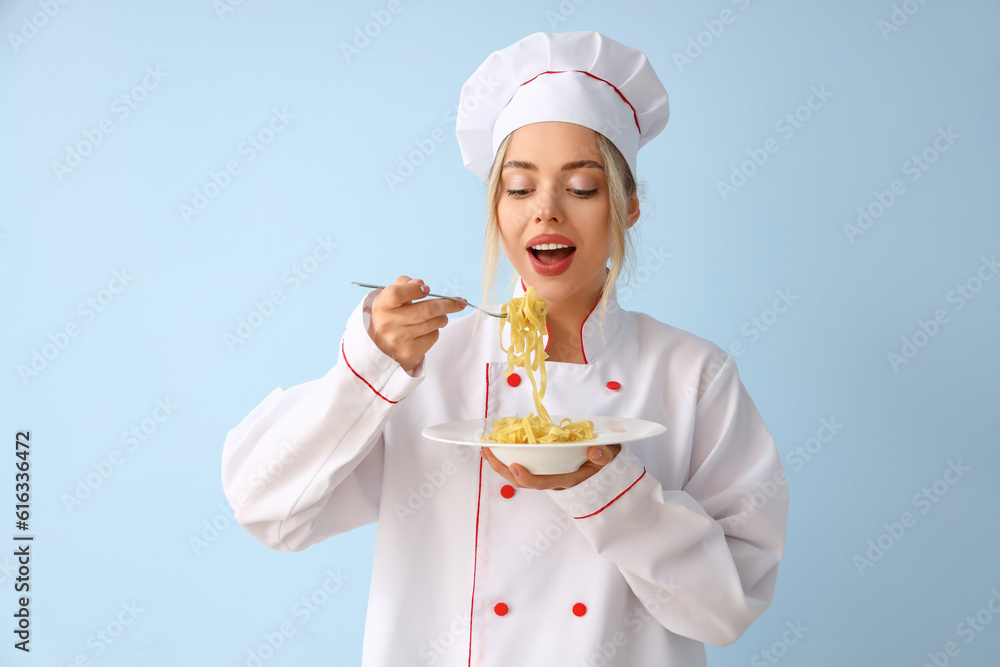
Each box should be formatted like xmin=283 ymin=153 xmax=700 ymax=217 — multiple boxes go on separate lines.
xmin=526 ymin=234 xmax=576 ymax=277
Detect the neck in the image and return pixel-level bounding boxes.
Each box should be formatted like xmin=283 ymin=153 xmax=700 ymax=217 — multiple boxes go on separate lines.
xmin=544 ymin=287 xmax=602 ymax=364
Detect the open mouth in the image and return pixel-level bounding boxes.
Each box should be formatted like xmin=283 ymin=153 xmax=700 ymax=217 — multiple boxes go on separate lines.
xmin=526 ymin=240 xmax=577 ymax=276
xmin=529 ymin=243 xmax=576 ymax=265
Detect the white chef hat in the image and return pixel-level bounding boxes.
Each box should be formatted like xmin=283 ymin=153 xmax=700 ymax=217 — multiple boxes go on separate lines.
xmin=455 ymin=31 xmax=669 ymax=182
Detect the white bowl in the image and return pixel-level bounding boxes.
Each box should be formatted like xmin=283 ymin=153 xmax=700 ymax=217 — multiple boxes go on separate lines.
xmin=488 ymin=443 xmax=591 ymax=475
xmin=422 ymin=416 xmax=667 ymax=477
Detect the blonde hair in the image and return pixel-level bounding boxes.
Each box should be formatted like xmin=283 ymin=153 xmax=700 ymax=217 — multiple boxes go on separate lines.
xmin=480 ymin=130 xmax=638 ymax=323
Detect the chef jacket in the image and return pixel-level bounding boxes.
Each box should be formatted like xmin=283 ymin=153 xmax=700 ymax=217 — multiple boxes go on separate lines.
xmin=221 ymin=282 xmax=788 ymax=666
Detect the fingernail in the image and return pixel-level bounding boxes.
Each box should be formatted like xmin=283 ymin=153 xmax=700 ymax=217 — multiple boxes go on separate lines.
xmin=407 ymin=278 xmax=421 ymax=284
xmin=421 ymin=285 xmax=430 ymax=294
xmin=591 ymin=449 xmax=603 ymax=460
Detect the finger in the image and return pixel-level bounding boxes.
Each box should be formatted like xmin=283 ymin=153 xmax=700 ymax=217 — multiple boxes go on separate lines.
xmin=480 ymin=448 xmax=518 ymax=486
xmin=508 ymin=463 xmax=590 ymax=490
xmin=398 ymin=329 xmax=440 ymax=360
xmin=385 ymin=300 xmax=466 ymax=338
xmin=586 ymin=445 xmax=621 ymax=468
xmin=402 ymin=313 xmax=450 ymax=339
xmin=380 ymin=278 xmax=430 ymax=308
xmin=436 ymin=297 xmax=470 ymax=315
xmin=408 ymin=297 xmax=467 ymax=321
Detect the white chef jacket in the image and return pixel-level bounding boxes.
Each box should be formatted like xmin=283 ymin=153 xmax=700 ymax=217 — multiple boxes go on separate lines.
xmin=221 ymin=282 xmax=788 ymax=667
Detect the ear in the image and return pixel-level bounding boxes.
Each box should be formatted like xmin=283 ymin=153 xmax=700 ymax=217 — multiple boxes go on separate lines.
xmin=626 ymin=193 xmax=640 ymax=229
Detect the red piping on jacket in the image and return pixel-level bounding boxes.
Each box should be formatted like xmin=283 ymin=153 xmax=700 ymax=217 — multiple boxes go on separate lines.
xmin=468 ymin=363 xmax=489 ymax=665
xmin=340 ymin=341 xmax=398 ymax=404
xmin=518 ymin=278 xmax=602 ymax=365
xmin=574 ymin=469 xmax=646 ymax=519
xmin=578 ymin=297 xmax=601 ymax=365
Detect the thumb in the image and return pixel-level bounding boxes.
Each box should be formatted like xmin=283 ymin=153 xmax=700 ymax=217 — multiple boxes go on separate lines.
xmin=588 ymin=445 xmax=621 ymax=467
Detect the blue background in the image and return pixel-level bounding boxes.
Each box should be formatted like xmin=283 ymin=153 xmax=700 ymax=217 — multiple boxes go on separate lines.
xmin=1 ymin=0 xmax=998 ymax=665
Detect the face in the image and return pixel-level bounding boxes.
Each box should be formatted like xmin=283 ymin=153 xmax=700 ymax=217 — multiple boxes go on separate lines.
xmin=496 ymin=121 xmax=611 ymax=311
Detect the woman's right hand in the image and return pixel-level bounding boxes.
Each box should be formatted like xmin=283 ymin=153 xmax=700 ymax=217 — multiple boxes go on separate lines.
xmin=367 ymin=276 xmax=467 ymax=373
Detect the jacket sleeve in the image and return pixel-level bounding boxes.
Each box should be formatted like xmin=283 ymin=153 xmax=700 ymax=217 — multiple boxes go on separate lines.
xmin=545 ymin=353 xmax=787 ymax=646
xmin=221 ymin=292 xmax=423 ymax=552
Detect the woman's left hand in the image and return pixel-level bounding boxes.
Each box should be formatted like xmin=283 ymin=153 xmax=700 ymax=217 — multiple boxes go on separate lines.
xmin=480 ymin=445 xmax=621 ymax=490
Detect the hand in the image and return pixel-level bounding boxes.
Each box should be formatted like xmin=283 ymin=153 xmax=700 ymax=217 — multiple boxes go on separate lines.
xmin=368 ymin=275 xmax=466 ymax=372
xmin=480 ymin=445 xmax=622 ymax=490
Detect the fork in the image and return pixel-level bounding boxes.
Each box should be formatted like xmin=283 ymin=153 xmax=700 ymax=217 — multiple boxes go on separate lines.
xmin=352 ymin=282 xmax=506 ymax=318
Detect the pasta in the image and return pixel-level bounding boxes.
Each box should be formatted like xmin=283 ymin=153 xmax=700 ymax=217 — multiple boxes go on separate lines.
xmin=483 ymin=286 xmax=596 ymax=444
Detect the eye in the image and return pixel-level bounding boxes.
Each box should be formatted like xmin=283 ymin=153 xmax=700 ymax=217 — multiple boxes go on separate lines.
xmin=506 ymin=189 xmax=532 ymax=198
xmin=571 ymin=188 xmax=599 ymax=197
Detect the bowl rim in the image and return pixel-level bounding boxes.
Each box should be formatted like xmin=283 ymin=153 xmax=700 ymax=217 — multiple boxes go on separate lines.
xmin=422 ymin=415 xmax=667 ymax=448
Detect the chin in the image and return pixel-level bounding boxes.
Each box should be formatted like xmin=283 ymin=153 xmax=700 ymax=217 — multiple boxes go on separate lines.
xmin=521 ymin=274 xmax=582 ymax=303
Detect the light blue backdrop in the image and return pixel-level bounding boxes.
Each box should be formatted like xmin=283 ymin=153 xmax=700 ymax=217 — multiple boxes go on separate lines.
xmin=2 ymin=1 xmax=998 ymax=665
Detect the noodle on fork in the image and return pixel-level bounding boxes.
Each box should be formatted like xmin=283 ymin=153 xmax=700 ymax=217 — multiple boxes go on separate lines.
xmin=483 ymin=287 xmax=596 ymax=444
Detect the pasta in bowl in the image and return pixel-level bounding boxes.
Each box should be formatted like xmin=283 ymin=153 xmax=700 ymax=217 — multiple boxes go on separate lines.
xmin=423 ymin=288 xmax=666 ymax=474
xmin=422 ymin=416 xmax=666 ymax=474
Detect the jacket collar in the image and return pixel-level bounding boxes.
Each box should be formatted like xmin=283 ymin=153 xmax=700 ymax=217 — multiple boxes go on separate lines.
xmin=506 ymin=278 xmax=625 ymax=365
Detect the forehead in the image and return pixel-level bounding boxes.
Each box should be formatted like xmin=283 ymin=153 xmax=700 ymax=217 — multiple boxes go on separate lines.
xmin=503 ymin=122 xmax=603 ymax=165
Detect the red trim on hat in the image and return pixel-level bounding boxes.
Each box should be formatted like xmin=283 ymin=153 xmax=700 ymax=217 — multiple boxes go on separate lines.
xmin=519 ymin=70 xmax=641 ymax=133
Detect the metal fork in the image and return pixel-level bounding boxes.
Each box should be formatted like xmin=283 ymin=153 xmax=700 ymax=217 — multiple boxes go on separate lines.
xmin=351 ymin=282 xmax=506 ymax=318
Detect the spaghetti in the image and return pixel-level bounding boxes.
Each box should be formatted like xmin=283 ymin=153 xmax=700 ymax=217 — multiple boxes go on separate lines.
xmin=483 ymin=286 xmax=596 ymax=444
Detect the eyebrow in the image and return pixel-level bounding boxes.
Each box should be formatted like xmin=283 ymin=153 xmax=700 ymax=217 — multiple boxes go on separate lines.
xmin=501 ymin=159 xmax=604 ymax=172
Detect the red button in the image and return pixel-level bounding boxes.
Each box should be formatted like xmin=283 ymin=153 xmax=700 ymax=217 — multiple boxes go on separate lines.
xmin=572 ymin=603 xmax=587 ymax=617
xmin=507 ymin=373 xmax=521 ymax=387
xmin=500 ymin=484 xmax=515 ymax=499
xmin=494 ymin=602 xmax=509 ymax=616
xmin=606 ymin=381 xmax=621 ymax=391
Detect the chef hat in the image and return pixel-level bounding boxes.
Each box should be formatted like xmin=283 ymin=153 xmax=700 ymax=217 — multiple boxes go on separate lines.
xmin=455 ymin=31 xmax=669 ymax=182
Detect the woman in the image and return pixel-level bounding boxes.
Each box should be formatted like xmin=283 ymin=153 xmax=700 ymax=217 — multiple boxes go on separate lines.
xmin=222 ymin=30 xmax=787 ymax=666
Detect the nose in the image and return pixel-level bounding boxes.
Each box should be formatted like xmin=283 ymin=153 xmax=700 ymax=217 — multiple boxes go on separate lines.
xmin=532 ymin=185 xmax=564 ymax=225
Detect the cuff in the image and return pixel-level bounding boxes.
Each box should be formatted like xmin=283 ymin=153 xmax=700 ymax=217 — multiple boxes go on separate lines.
xmin=337 ymin=291 xmax=424 ymax=403
xmin=547 ymin=446 xmax=647 ymax=519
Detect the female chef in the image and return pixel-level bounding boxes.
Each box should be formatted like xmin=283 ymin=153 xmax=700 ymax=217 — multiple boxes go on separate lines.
xmin=222 ymin=31 xmax=788 ymax=667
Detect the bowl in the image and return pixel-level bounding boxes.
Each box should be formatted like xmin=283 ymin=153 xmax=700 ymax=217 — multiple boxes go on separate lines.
xmin=422 ymin=415 xmax=667 ymax=477
xmin=487 ymin=442 xmax=591 ymax=475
